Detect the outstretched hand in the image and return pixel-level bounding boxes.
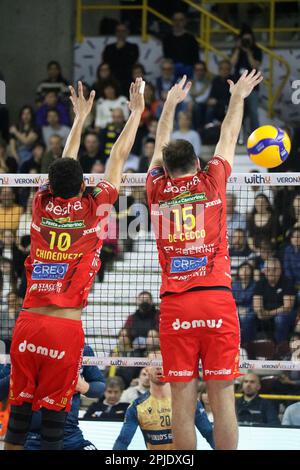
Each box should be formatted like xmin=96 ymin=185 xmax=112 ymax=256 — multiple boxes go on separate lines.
xmin=128 ymin=77 xmax=145 ymax=113
xmin=227 ymin=69 xmax=263 ymax=99
xmin=69 ymin=81 xmax=95 ymax=120
xmin=166 ymin=75 xmax=192 ymax=105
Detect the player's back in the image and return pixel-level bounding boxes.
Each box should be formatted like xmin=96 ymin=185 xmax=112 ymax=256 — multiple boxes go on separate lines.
xmin=146 ymin=156 xmax=232 ymax=296
xmin=23 ymin=181 xmax=118 ymax=310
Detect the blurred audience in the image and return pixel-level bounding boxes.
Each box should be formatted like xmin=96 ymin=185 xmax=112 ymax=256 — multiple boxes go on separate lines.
xmin=0 ymin=139 xmax=18 ymax=173
xmin=247 ymin=194 xmax=278 ymax=252
xmin=40 ymin=134 xmax=63 ymax=172
xmin=162 ymin=11 xmax=199 ymax=78
xmin=9 ymin=106 xmax=39 ymax=163
xmin=232 ymin=262 xmax=256 ymax=344
xmin=79 ymin=132 xmax=105 ymax=173
xmin=92 ymin=62 xmax=114 ymax=99
xmin=36 ymin=91 xmax=70 ymax=128
xmin=42 ymin=109 xmax=70 ymax=148
xmin=124 ymin=291 xmax=159 ymax=344
xmin=95 ymin=81 xmax=128 ymax=130
xmin=0 ymin=187 xmax=23 ymax=231
xmin=171 ymin=111 xmax=201 ymax=157
xmin=236 ymin=373 xmax=280 ymax=425
xmin=102 ymin=23 xmax=139 ymax=95
xmin=253 ymin=258 xmax=297 ymax=344
xmin=120 ymin=368 xmax=150 ymax=403
xmin=83 ymin=377 xmax=128 ymax=421
xmin=36 ymin=61 xmax=69 ymax=102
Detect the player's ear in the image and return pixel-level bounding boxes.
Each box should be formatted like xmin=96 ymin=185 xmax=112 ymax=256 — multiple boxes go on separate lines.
xmin=80 ymin=181 xmax=86 ymax=194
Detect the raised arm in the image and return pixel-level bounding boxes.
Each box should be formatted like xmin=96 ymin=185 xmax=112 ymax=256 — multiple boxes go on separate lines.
xmin=149 ymin=75 xmax=191 ymax=171
xmin=104 ymin=77 xmax=145 ymax=191
xmin=214 ymin=69 xmax=263 ymax=168
xmin=62 ymin=81 xmax=95 ymax=159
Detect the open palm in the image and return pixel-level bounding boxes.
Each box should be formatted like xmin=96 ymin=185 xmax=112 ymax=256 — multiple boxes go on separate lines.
xmin=228 ymin=69 xmax=263 ymax=99
xmin=167 ymin=75 xmax=192 ymax=105
xmin=69 ymin=81 xmax=95 ymax=120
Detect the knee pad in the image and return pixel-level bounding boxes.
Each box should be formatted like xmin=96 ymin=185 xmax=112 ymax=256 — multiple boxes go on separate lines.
xmin=40 ymin=408 xmax=67 ymax=450
xmin=4 ymin=402 xmax=33 ymax=445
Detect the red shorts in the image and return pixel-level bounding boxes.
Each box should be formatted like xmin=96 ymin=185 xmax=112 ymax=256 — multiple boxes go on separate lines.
xmin=159 ymin=290 xmax=241 ymax=382
xmin=9 ymin=311 xmax=84 ymax=412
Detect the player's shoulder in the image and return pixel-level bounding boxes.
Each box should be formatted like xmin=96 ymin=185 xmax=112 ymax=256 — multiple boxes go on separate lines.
xmin=132 ymin=390 xmax=151 ymax=408
xmin=147 ymin=167 xmax=165 ymax=181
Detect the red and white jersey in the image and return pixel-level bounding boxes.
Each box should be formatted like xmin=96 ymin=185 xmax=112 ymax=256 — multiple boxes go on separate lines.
xmin=146 ymin=155 xmax=232 ymax=297
xmin=23 ymin=180 xmax=118 ymax=309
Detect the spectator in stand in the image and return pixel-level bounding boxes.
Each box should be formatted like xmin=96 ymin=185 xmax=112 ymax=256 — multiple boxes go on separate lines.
xmin=230 ymin=25 xmax=262 ymax=134
xmin=90 ymin=161 xmax=105 ymax=174
xmin=285 ymin=194 xmax=300 ymax=238
xmin=232 ymin=262 xmax=256 ymax=344
xmin=156 ymin=59 xmax=176 ymax=101
xmin=40 ymin=134 xmax=63 ymax=173
xmin=42 ymin=110 xmax=70 ymax=149
xmin=0 ymin=290 xmax=22 ymax=342
xmin=198 ymin=384 xmax=213 ymax=423
xmin=248 ymin=238 xmax=275 ymax=279
xmin=120 ymin=368 xmax=150 ymax=403
xmin=236 ymin=373 xmax=280 ymax=425
xmin=282 ymin=401 xmax=300 ymax=426
xmin=0 ymin=139 xmax=18 ymax=173
xmin=188 ymin=61 xmax=213 ymax=131
xmin=79 ymin=132 xmax=105 ymax=173
xmin=162 ymin=11 xmax=199 ymax=79
xmin=226 ymin=192 xmax=247 ymax=243
xmin=0 ymin=258 xmax=17 ymax=301
xmin=278 ymin=333 xmax=300 ymax=393
xmin=205 ymin=60 xmax=233 ymax=125
xmin=36 ymin=61 xmax=69 ymax=102
xmin=92 ymin=62 xmax=114 ymax=99
xmin=36 ymin=91 xmax=70 ymax=128
xmin=247 ymin=194 xmax=278 ymax=253
xmin=102 ymin=23 xmax=139 ymax=95
xmin=138 ymin=138 xmax=155 ymax=173
xmin=17 ymin=190 xmax=34 ymax=240
xmin=99 ymin=108 xmax=125 ymax=164
xmin=141 ymin=83 xmax=160 ymax=127
xmin=230 ymin=228 xmax=252 ymax=257
xmin=0 ymin=188 xmax=23 ymax=231
xmin=283 ymin=228 xmax=300 ymax=301
xmin=9 ymin=106 xmax=40 ymax=164
xmin=95 ymin=81 xmax=128 ymax=130
xmin=146 ymin=329 xmax=160 ymax=352
xmin=83 ymin=377 xmax=128 ymax=421
xmin=124 ymin=291 xmax=159 ymax=344
xmin=171 ymin=111 xmax=201 ymax=157
xmin=253 ymin=258 xmax=297 ymax=344
xmin=131 ymin=63 xmax=146 ymax=82
xmin=0 ymin=229 xmax=15 ymax=260
xmin=19 ymin=142 xmax=44 ymax=173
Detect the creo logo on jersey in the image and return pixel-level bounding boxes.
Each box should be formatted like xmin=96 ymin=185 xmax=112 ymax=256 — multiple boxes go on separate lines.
xmin=32 ymin=263 xmax=68 ymax=280
xmin=45 ymin=200 xmax=83 ymax=216
xmin=163 ymin=176 xmax=201 ymax=194
xmin=170 ymin=256 xmax=207 ymax=273
xmin=172 ymin=318 xmax=223 ymax=331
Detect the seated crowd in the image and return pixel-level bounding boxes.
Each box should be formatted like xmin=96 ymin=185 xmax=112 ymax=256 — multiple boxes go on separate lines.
xmin=0 ymin=13 xmax=300 ymax=436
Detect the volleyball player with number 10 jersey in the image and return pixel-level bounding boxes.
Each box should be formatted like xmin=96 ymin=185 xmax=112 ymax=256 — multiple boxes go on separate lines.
xmin=5 ymin=79 xmax=145 ymax=450
xmin=146 ymin=71 xmax=263 ymax=450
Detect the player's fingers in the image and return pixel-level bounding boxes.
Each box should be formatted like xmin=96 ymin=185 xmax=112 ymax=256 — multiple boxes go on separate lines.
xmin=240 ymin=69 xmax=248 ymax=79
xmin=184 ymin=80 xmax=192 ymax=94
xmin=69 ymin=85 xmax=76 ymax=98
xmin=248 ymin=69 xmax=256 ymax=79
xmin=69 ymin=96 xmax=75 ymax=107
xmin=178 ymin=74 xmax=187 ymax=89
xmin=78 ymin=81 xmax=84 ymax=99
xmin=129 ymin=82 xmax=135 ymax=97
xmin=89 ymin=90 xmax=96 ymax=103
xmin=135 ymin=77 xmax=142 ymax=94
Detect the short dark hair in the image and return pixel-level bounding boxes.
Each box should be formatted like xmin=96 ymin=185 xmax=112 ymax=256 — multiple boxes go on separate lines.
xmin=162 ymin=139 xmax=197 ymax=176
xmin=48 ymin=158 xmax=83 ymax=199
xmin=105 ymin=376 xmax=125 ymax=391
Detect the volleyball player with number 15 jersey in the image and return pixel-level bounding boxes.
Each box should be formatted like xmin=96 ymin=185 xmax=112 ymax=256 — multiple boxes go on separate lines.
xmin=146 ymin=71 xmax=263 ymax=450
xmin=5 ymin=79 xmax=145 ymax=450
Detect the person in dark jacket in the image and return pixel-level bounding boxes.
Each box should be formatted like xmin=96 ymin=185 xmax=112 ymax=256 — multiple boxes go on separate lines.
xmin=162 ymin=11 xmax=199 ymax=79
xmin=102 ymin=23 xmax=139 ymax=95
xmin=124 ymin=291 xmax=159 ymax=343
xmin=83 ymin=376 xmax=128 ymax=422
xmin=0 ymin=344 xmax=105 ymax=450
xmin=236 ymin=373 xmax=280 ymax=425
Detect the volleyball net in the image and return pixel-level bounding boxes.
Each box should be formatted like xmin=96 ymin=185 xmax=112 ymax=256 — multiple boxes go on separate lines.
xmin=0 ymin=172 xmax=300 ymax=374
